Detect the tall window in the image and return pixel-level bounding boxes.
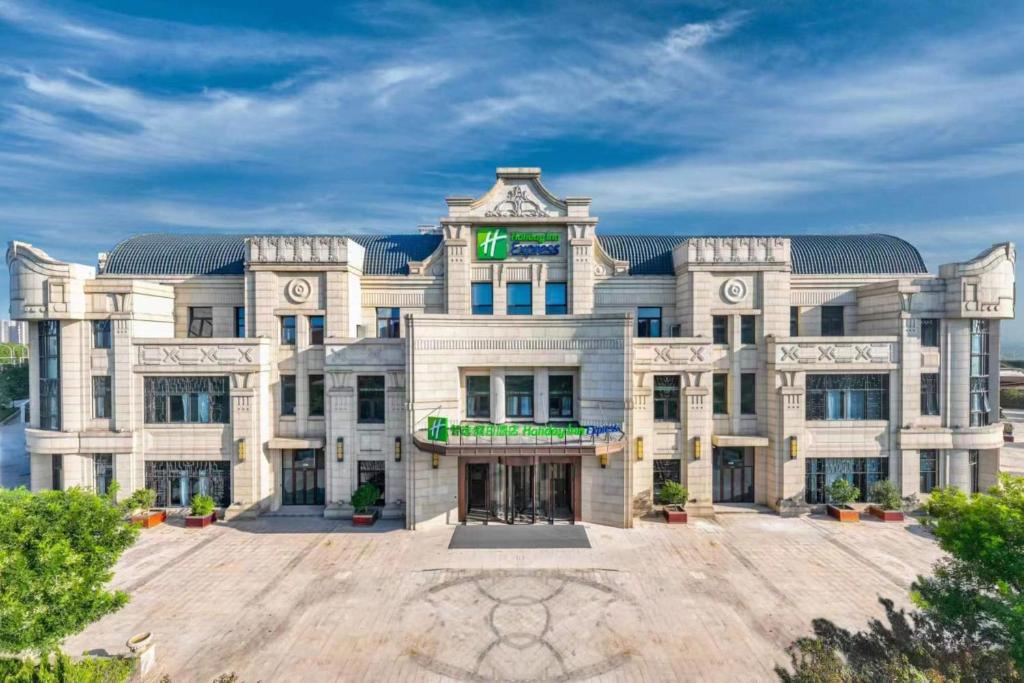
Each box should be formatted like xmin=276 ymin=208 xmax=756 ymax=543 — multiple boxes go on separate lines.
xmin=921 ymin=318 xmax=939 ymax=347
xmin=280 ymin=375 xmax=296 ymax=416
xmin=790 ymin=306 xmax=800 ymax=337
xmin=280 ymin=316 xmax=296 ymax=345
xmin=146 ymin=461 xmax=230 ymax=508
xmin=654 ymin=375 xmax=680 ymax=421
xmin=308 ymin=374 xmax=324 ymax=417
xmin=740 ymin=315 xmax=756 ymax=345
xmin=309 ymin=315 xmax=324 ymax=345
xmin=466 ymin=376 xmax=490 ymax=418
xmin=712 ymin=316 xmax=728 ymax=344
xmin=713 ymin=373 xmax=728 ymax=415
xmin=93 ymin=320 xmax=112 ymax=349
xmin=376 ymin=308 xmax=400 ymax=338
xmin=51 ymin=455 xmax=63 ymax=490
xmin=545 ymin=282 xmax=568 ymax=315
xmin=472 ymin=283 xmax=493 ymax=315
xmin=549 ymin=375 xmax=574 ymax=418
xmin=806 ymin=374 xmax=889 ymax=420
xmin=637 ymin=307 xmax=662 ymax=338
xmin=234 ymin=307 xmax=246 ymax=338
xmin=805 ymin=458 xmax=888 ymax=504
xmin=505 ymin=376 xmax=534 ymax=418
xmin=93 ymin=376 xmax=112 ymax=419
xmin=653 ymin=460 xmax=681 ymax=504
xmin=821 ymin=306 xmax=845 ymax=336
xmin=188 ymin=307 xmax=213 ymax=338
xmin=969 ymin=450 xmax=980 ymax=494
xmin=357 ymin=376 xmax=386 ymax=424
xmin=94 ymin=454 xmax=113 ymax=496
xmin=144 ymin=377 xmax=229 ymax=424
xmin=39 ymin=320 xmax=61 ymax=431
xmin=920 ymin=450 xmax=938 ymax=493
xmin=740 ymin=374 xmax=756 ymax=415
xmin=920 ymin=373 xmax=940 ymax=416
xmin=507 ymin=283 xmax=532 ymax=315
xmin=970 ymin=320 xmax=990 ymax=426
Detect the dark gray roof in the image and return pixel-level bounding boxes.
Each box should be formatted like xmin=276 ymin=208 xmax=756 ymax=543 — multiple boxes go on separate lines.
xmin=597 ymin=234 xmax=927 ymax=276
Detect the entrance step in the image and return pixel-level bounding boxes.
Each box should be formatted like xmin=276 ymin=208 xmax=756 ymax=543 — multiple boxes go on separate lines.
xmin=266 ymin=505 xmax=325 ymax=517
xmin=713 ymin=503 xmax=772 ymax=515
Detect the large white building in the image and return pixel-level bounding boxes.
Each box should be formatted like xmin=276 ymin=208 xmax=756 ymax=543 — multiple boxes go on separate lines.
xmin=6 ymin=168 xmax=1017 ymax=527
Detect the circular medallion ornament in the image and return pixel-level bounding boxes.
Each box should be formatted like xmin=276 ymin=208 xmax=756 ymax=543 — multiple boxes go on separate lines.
xmin=722 ymin=278 xmax=747 ymax=303
xmin=285 ymin=278 xmax=312 ymax=304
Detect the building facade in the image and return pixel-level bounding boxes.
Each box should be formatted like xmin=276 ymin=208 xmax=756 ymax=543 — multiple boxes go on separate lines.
xmin=6 ymin=168 xmax=1017 ymax=527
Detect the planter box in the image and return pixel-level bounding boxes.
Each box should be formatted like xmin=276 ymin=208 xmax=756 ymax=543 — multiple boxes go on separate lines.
xmin=662 ymin=505 xmax=688 ymax=524
xmin=130 ymin=510 xmax=166 ymax=528
xmin=353 ymin=510 xmax=379 ymax=526
xmin=185 ymin=513 xmax=216 ymax=528
xmin=826 ymin=504 xmax=860 ymax=522
xmin=867 ymin=505 xmax=904 ymax=522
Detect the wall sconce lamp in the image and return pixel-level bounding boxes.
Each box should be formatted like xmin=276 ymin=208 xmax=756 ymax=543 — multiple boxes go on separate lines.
xmin=431 ymin=453 xmax=440 ymax=469
xmin=335 ymin=436 xmax=345 ymax=462
xmin=790 ymin=436 xmax=798 ymax=459
xmin=635 ymin=436 xmax=644 ymax=461
xmin=693 ymin=436 xmax=702 ymax=460
xmin=599 ymin=452 xmax=609 ymax=469
xmin=236 ymin=438 xmax=246 ymax=463
xmin=394 ymin=436 xmax=402 ymax=462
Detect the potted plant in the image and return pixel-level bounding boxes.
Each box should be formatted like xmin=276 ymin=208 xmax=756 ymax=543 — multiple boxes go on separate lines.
xmin=866 ymin=480 xmax=905 ymax=521
xmin=124 ymin=489 xmax=165 ymax=528
xmin=659 ymin=481 xmax=689 ymax=523
xmin=351 ymin=483 xmax=380 ymax=526
xmin=186 ymin=494 xmax=217 ymax=528
xmin=825 ymin=478 xmax=861 ymax=522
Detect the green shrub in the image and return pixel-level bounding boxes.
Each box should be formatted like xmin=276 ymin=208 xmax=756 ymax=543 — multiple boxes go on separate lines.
xmin=350 ymin=484 xmax=380 ymax=513
xmin=121 ymin=489 xmax=157 ymax=515
xmin=868 ymin=480 xmax=903 ymax=511
xmin=189 ymin=495 xmax=215 ymax=517
xmin=0 ymin=653 xmax=133 ymax=682
xmin=659 ymin=481 xmax=688 ymax=506
xmin=826 ymin=478 xmax=860 ymax=507
xmin=1002 ymin=388 xmax=1024 ymax=409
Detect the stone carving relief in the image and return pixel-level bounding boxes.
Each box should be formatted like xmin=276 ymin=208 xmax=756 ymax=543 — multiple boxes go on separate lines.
xmin=722 ymin=278 xmax=747 ymax=304
xmin=285 ymin=278 xmax=312 ymax=304
xmin=687 ymin=236 xmax=789 ymax=264
xmin=485 ymin=186 xmax=551 ymax=218
xmin=138 ymin=344 xmax=258 ymax=367
xmin=247 ymin=235 xmax=348 ymax=264
xmin=776 ymin=343 xmax=894 ymax=365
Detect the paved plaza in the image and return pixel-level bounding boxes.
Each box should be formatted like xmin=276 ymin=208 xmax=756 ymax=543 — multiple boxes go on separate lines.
xmin=65 ymin=512 xmax=944 ymax=682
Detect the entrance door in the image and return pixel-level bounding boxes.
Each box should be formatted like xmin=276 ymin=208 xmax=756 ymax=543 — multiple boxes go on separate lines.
xmin=283 ymin=449 xmax=325 ymax=505
xmin=508 ymin=464 xmax=535 ymax=523
xmin=539 ymin=462 xmax=573 ymax=521
xmin=466 ymin=463 xmax=490 ymax=522
xmin=713 ymin=447 xmax=754 ymax=503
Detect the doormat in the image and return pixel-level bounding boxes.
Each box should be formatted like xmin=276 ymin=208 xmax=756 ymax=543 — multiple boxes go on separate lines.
xmin=449 ymin=524 xmax=590 ymax=549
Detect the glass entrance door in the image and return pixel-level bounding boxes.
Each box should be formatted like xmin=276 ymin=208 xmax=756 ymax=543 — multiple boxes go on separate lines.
xmin=507 ymin=464 xmax=535 ymax=523
xmin=466 ymin=463 xmax=490 ymax=522
xmin=538 ymin=462 xmax=573 ymax=522
xmin=282 ymin=449 xmax=325 ymax=505
xmin=713 ymin=447 xmax=754 ymax=503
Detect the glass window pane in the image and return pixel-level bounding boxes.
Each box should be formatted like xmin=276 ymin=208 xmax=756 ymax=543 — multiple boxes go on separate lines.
xmin=507 ymin=283 xmax=532 ymax=315
xmin=545 ymin=283 xmax=568 ymax=315
xmin=472 ymin=283 xmax=493 ymax=315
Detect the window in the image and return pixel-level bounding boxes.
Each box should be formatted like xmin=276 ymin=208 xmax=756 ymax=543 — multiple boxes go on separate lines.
xmin=51 ymin=455 xmax=63 ymax=490
xmin=92 ymin=376 xmax=112 ymax=419
xmin=970 ymin=320 xmax=990 ymax=426
xmin=821 ymin=306 xmax=845 ymax=336
xmin=280 ymin=316 xmax=296 ymax=345
xmin=357 ymin=376 xmax=386 ymax=424
xmin=969 ymin=450 xmax=980 ymax=494
xmin=235 ymin=307 xmax=245 ymax=338
xmin=505 ymin=375 xmax=534 ymax=418
xmin=188 ymin=307 xmax=213 ymax=338
xmin=94 ymin=454 xmax=113 ymax=496
xmin=146 ymin=460 xmax=230 ymax=508
xmin=921 ymin=318 xmax=939 ymax=347
xmin=920 ymin=373 xmax=940 ymax=416
xmin=740 ymin=374 xmax=755 ymax=415
xmin=712 ymin=315 xmax=728 ymax=344
xmin=39 ymin=320 xmax=61 ymax=431
xmin=920 ymin=450 xmax=938 ymax=493
xmin=309 ymin=315 xmax=324 ymax=345
xmin=144 ymin=377 xmax=230 ymax=424
xmin=280 ymin=375 xmax=296 ymax=416
xmin=805 ymin=457 xmax=888 ymax=504
xmin=472 ymin=282 xmax=493 ymax=315
xmin=377 ymin=308 xmax=400 ymax=338
xmin=669 ymin=324 xmax=681 ymax=337
xmin=637 ymin=307 xmax=662 ymax=338
xmin=309 ymin=375 xmax=324 ymax=417
xmin=282 ymin=450 xmax=325 ymax=505
xmin=740 ymin=315 xmax=756 ymax=345
xmin=93 ymin=320 xmax=112 ymax=349
xmin=466 ymin=376 xmax=491 ymax=419
xmin=806 ymin=374 xmax=889 ymax=421
xmin=654 ymin=375 xmax=680 ymax=421
xmin=357 ymin=461 xmax=386 ymax=506
xmin=713 ymin=373 xmax=728 ymax=415
xmin=507 ymin=283 xmax=532 ymax=315
xmin=545 ymin=282 xmax=568 ymax=315
xmin=653 ymin=460 xmax=682 ymax=504
xmin=549 ymin=375 xmax=574 ymax=418
xmin=790 ymin=306 xmax=800 ymax=337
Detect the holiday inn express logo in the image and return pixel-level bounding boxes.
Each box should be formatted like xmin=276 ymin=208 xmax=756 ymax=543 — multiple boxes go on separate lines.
xmin=427 ymin=416 xmax=449 ymax=442
xmin=476 ymin=227 xmax=508 ymax=260
xmin=476 ymin=227 xmax=560 ymax=260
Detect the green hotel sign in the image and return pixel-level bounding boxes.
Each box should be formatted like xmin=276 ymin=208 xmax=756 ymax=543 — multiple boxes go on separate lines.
xmin=476 ymin=227 xmax=560 ymax=260
xmin=424 ymin=418 xmax=621 ymax=443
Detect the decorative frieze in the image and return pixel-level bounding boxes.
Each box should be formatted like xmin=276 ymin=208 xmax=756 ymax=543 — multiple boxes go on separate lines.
xmin=137 ymin=344 xmax=259 ymax=367
xmin=774 ymin=341 xmax=895 ymax=365
xmin=414 ymin=338 xmax=624 ymax=351
xmin=246 ymin=235 xmax=350 ymax=264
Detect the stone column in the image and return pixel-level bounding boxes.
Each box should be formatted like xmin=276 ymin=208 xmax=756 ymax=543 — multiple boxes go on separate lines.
xmin=774 ymin=378 xmax=807 ymax=514
xmin=535 ymin=368 xmax=549 ymax=424
xmin=326 ymin=370 xmax=354 ymax=507
xmin=491 ymin=369 xmax=506 ymax=423
xmin=229 ymin=372 xmax=260 ymax=515
xmin=568 ymin=224 xmax=594 ymax=315
xmin=444 ymin=226 xmax=470 ymax=315
xmin=683 ymin=382 xmax=712 ymax=514
xmin=948 ymin=449 xmax=971 ymax=491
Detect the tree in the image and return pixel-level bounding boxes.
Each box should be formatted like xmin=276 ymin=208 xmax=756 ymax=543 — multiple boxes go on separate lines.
xmin=0 ymin=487 xmax=138 ymax=654
xmin=0 ymin=361 xmax=28 ymax=408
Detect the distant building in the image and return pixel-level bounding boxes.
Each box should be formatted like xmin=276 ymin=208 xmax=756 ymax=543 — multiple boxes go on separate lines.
xmin=0 ymin=320 xmax=28 ymax=344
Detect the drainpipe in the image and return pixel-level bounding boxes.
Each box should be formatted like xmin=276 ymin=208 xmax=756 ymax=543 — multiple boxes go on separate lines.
xmin=405 ymin=313 xmax=415 ymax=530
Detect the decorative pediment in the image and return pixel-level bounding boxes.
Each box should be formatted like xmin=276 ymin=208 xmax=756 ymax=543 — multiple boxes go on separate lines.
xmin=445 ymin=168 xmax=591 ymax=220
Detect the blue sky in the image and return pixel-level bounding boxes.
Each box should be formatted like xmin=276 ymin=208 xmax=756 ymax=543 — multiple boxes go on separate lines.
xmin=1 ymin=0 xmax=1022 ymax=348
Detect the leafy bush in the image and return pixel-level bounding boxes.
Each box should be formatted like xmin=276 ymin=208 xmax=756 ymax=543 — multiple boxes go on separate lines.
xmin=350 ymin=484 xmax=380 ymax=513
xmin=659 ymin=481 xmax=688 ymax=506
xmin=0 ymin=653 xmax=133 ymax=682
xmin=1002 ymin=388 xmax=1024 ymax=409
xmin=121 ymin=489 xmax=157 ymax=515
xmin=826 ymin=478 xmax=860 ymax=507
xmin=189 ymin=494 xmax=215 ymax=517
xmin=868 ymin=480 xmax=902 ymax=511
